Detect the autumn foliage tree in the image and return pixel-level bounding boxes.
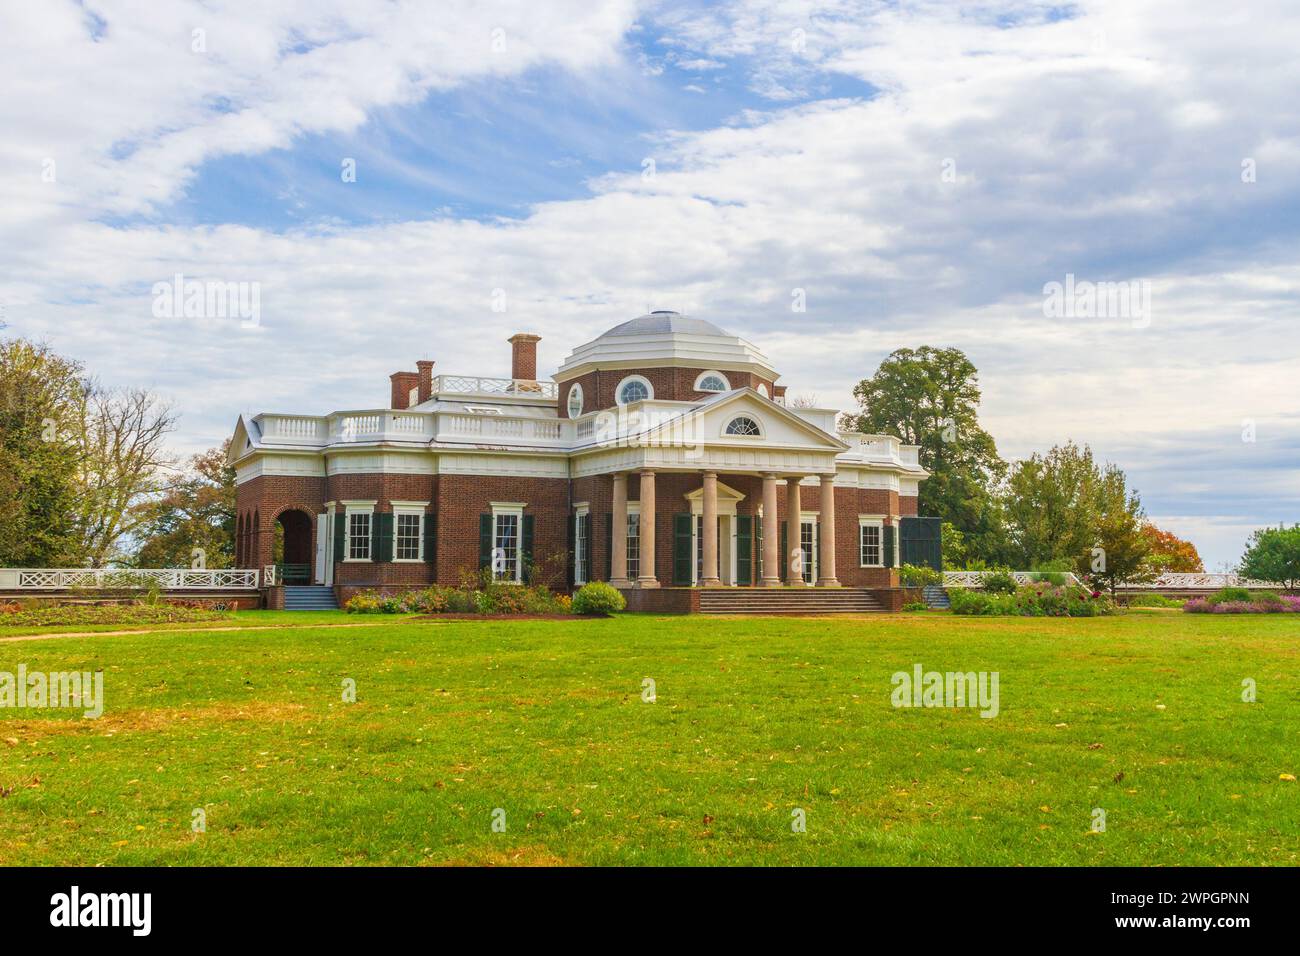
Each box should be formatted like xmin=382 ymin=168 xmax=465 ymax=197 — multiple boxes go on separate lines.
xmin=1140 ymin=524 xmax=1204 ymax=574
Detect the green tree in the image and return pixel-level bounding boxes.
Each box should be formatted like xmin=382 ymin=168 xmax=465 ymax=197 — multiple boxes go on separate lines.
xmin=0 ymin=339 xmax=86 ymax=566
xmin=132 ymin=442 xmax=236 ymax=569
xmin=1090 ymin=464 xmax=1152 ymax=594
xmin=1239 ymin=525 xmax=1300 ymax=590
xmin=846 ymin=346 xmax=1006 ymax=560
xmin=1002 ymin=441 xmax=1101 ymax=569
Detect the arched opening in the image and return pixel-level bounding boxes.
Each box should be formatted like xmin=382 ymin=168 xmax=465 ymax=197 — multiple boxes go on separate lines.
xmin=274 ymin=509 xmax=314 ymax=584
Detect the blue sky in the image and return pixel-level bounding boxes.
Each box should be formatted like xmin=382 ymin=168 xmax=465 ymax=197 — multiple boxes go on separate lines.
xmin=1 ymin=0 xmax=1297 ymax=568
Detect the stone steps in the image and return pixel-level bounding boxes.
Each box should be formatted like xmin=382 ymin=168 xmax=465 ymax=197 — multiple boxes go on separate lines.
xmin=697 ymin=588 xmax=884 ymax=615
xmin=282 ymin=585 xmax=338 ymax=611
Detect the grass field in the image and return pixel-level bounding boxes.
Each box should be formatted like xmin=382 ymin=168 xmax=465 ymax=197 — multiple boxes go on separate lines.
xmin=1 ymin=611 xmax=1297 ymax=866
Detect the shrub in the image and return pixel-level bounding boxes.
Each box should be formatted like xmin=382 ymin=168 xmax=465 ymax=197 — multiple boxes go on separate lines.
xmin=1207 ymin=586 xmax=1252 ymax=605
xmin=899 ymin=564 xmax=943 ymax=588
xmin=1183 ymin=593 xmax=1299 ymax=614
xmin=1125 ymin=593 xmax=1184 ymax=608
xmin=1028 ymin=570 xmax=1069 ymax=586
xmin=344 ymin=591 xmax=400 ymax=614
xmin=950 ymin=583 xmax=1115 ymax=617
xmin=902 ymin=601 xmax=929 ymax=612
xmin=571 ymin=581 xmax=626 ymax=616
xmin=982 ymin=570 xmax=1019 ymax=595
xmin=0 ymin=603 xmax=228 ymax=628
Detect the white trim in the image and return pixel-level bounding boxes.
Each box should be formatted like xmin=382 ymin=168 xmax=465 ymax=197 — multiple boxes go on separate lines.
xmin=344 ymin=504 xmax=375 ymax=562
xmin=567 ymin=382 xmax=584 ymax=418
xmin=573 ymin=504 xmax=590 ymax=586
xmin=489 ymin=504 xmax=525 ymax=584
xmin=615 ymin=374 xmax=654 ymax=405
xmin=722 ymin=414 xmax=763 ymax=438
xmin=392 ymin=505 xmax=426 ymax=562
xmin=694 ymin=369 xmax=730 ymax=393
xmin=489 ymin=500 xmax=528 ymax=509
xmin=858 ymin=516 xmax=884 ymax=568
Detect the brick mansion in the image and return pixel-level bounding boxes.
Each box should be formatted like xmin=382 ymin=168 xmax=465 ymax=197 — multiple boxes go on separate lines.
xmin=229 ymin=312 xmax=938 ymax=611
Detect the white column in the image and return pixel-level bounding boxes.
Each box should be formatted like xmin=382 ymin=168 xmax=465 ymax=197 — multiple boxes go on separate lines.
xmin=817 ymin=474 xmax=839 ymax=587
xmin=761 ymin=474 xmax=781 ymax=587
xmin=700 ymin=472 xmax=721 ymax=586
xmin=786 ymin=476 xmax=807 ymax=586
xmin=610 ymin=472 xmax=630 ymax=587
xmin=636 ymin=470 xmax=659 ymax=588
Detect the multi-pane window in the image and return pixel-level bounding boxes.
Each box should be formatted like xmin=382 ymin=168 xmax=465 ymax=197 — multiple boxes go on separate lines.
xmin=696 ymin=372 xmax=729 ymax=392
xmin=800 ymin=520 xmax=817 ymax=584
xmin=567 ymin=384 xmax=584 ymax=417
xmin=626 ymin=513 xmax=640 ymax=579
xmin=395 ymin=513 xmax=422 ymax=561
xmin=348 ymin=512 xmax=371 ymax=560
xmin=574 ymin=511 xmax=588 ymax=585
xmin=618 ymin=377 xmax=650 ymax=404
xmin=860 ymin=522 xmax=882 ymax=566
xmin=493 ymin=512 xmax=520 ymax=582
xmin=725 ymin=416 xmax=761 ymax=436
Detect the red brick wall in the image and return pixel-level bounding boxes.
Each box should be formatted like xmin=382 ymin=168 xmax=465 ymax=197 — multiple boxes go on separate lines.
xmin=557 ymin=366 xmax=777 ymax=418
xmin=235 ymin=474 xmax=328 ymax=569
xmin=433 ymin=474 xmax=571 ymax=586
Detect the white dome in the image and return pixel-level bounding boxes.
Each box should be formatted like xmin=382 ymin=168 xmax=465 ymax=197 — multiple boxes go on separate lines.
xmin=557 ymin=311 xmax=776 ymax=381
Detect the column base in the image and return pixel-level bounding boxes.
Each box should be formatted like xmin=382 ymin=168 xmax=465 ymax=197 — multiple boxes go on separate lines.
xmin=816 ymin=578 xmax=842 ymax=587
xmin=609 ymin=578 xmax=633 ymax=589
xmin=761 ymin=577 xmax=783 ymax=587
xmin=700 ymin=578 xmax=722 ymax=587
xmin=634 ymin=577 xmax=660 ymax=589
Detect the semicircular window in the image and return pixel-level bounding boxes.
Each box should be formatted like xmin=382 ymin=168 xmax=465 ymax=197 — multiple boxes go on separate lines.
xmin=697 ymin=373 xmax=729 ymax=392
xmin=725 ymin=416 xmax=761 ymax=437
xmin=618 ymin=378 xmax=650 ymax=404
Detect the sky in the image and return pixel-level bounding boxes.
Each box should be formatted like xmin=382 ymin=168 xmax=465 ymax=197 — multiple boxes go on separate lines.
xmin=1 ymin=0 xmax=1297 ymax=569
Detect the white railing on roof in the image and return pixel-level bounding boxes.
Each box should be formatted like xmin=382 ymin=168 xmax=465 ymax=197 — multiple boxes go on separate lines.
xmin=258 ymin=414 xmax=329 ymax=445
xmin=432 ymin=375 xmax=557 ymax=399
xmin=944 ymin=571 xmax=1084 ymax=588
xmin=440 ymin=414 xmax=568 ymax=444
xmin=330 ymin=411 xmax=435 ymax=443
xmin=0 ymin=568 xmax=261 ymax=590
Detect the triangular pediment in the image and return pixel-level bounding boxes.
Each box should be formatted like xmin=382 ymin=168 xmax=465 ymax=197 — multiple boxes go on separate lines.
xmin=642 ymin=389 xmax=848 ymax=452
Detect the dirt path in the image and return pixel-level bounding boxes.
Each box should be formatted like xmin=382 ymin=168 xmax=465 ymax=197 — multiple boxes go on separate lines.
xmin=0 ymin=620 xmax=438 ymax=643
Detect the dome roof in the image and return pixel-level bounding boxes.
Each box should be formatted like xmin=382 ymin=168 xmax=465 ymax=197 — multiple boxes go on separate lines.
xmin=599 ymin=311 xmax=730 ymax=339
xmin=557 ymin=310 xmax=777 ymax=381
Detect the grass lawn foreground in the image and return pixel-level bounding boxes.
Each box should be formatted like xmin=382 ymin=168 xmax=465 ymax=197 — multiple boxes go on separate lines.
xmin=0 ymin=611 xmax=1296 ymax=866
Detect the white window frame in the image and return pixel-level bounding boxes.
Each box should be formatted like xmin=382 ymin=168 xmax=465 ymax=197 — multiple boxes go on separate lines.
xmin=490 ymin=503 xmax=525 ymax=584
xmin=573 ymin=504 xmax=590 ymax=586
xmin=799 ymin=512 xmax=819 ymax=584
xmin=615 ymin=374 xmax=654 ymax=405
xmin=342 ymin=501 xmax=377 ymax=562
xmin=757 ymin=383 xmax=770 ymax=399
xmin=391 ymin=501 xmax=429 ymax=563
xmin=859 ymin=516 xmax=884 ymax=568
xmin=567 ymin=383 xmax=584 ymax=418
xmin=723 ymin=415 xmax=763 ymax=437
xmin=626 ymin=505 xmax=640 ymax=581
xmin=694 ymin=369 xmax=730 ymax=393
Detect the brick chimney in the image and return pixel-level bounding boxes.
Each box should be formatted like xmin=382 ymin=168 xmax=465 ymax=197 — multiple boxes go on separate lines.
xmin=390 ymin=371 xmax=419 ymax=410
xmin=508 ymin=333 xmax=541 ymax=381
xmin=416 ymin=360 xmax=435 ymax=404
xmin=773 ymin=384 xmax=788 ymax=404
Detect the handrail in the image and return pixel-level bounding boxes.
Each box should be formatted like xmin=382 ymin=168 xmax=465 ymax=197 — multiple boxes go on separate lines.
xmin=0 ymin=568 xmax=262 ymax=590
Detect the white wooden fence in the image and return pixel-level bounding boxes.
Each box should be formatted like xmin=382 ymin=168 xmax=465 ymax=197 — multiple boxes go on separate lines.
xmin=943 ymin=571 xmax=1084 ymax=588
xmin=942 ymin=571 xmax=1280 ymax=591
xmin=0 ymin=568 xmax=262 ymax=590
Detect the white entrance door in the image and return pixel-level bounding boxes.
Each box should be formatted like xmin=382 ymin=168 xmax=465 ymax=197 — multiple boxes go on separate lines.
xmin=314 ymin=514 xmax=329 ymax=585
xmin=800 ymin=518 xmax=818 ymax=584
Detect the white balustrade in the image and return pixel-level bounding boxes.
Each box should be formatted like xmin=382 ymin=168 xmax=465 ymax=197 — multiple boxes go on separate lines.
xmin=2 ymin=568 xmax=263 ymax=590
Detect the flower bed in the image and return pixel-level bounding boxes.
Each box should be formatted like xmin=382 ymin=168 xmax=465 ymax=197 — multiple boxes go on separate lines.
xmin=0 ymin=602 xmax=231 ymax=627
xmin=1184 ymin=588 xmax=1299 ymax=614
xmin=345 ymin=582 xmax=572 ymax=616
xmin=949 ymin=582 xmax=1117 ymax=617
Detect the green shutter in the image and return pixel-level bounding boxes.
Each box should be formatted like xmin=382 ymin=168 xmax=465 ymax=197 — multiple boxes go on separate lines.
xmin=566 ymin=512 xmax=576 ymax=588
xmin=423 ymin=513 xmax=437 ymax=566
xmin=672 ymin=513 xmax=693 ymax=585
xmin=522 ymin=514 xmax=535 ymax=573
xmin=736 ymin=515 xmax=753 ymax=586
xmin=883 ymin=524 xmax=896 ymax=569
xmin=479 ymin=514 xmax=493 ymax=571
xmin=373 ymin=512 xmax=394 ymax=563
xmin=333 ymin=513 xmax=345 ymax=562
xmin=603 ymin=513 xmax=613 ymax=581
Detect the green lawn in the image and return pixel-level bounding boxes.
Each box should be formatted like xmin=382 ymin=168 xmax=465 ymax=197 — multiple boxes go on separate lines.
xmin=1 ymin=611 xmax=1296 ymax=866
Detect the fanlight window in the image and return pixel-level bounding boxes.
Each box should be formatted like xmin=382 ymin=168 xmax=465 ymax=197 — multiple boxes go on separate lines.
xmin=725 ymin=416 xmax=761 ymax=436
xmin=567 ymin=384 xmax=584 ymax=417
xmin=695 ymin=371 xmax=729 ymax=393
xmin=617 ymin=377 xmax=651 ymax=404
